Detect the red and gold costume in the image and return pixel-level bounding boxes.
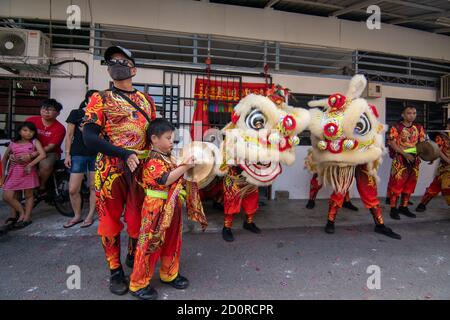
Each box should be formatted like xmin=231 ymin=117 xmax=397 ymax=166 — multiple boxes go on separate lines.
xmin=419 ymin=132 xmax=450 ymax=206
xmin=84 ymin=89 xmax=156 ymax=270
xmin=327 ymin=164 xmax=383 ymax=224
xmin=223 ymin=165 xmax=259 ymax=228
xmin=129 ymin=150 xmax=207 ymax=292
xmin=387 ymin=122 xmax=426 ymax=208
xmin=308 ymin=173 xmax=351 ymax=203
xmin=199 ymin=176 xmax=224 ymax=204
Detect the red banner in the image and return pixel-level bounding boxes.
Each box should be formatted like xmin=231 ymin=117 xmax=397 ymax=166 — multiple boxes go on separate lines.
xmin=191 ymin=78 xmax=268 ymax=140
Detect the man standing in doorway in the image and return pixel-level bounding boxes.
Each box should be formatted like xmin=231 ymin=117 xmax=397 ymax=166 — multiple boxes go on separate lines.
xmin=83 ymin=46 xmax=156 ymax=296
xmin=387 ymin=105 xmax=426 ymax=220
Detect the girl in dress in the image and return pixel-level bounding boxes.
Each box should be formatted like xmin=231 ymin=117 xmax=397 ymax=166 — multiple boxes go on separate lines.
xmin=0 ymin=122 xmax=46 ymax=229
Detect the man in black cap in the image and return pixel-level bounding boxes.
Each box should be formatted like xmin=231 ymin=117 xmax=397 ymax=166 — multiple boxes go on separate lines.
xmin=83 ymin=46 xmax=156 ymax=297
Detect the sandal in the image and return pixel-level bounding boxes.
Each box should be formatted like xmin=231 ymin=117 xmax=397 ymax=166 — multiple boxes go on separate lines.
xmin=12 ymin=220 xmax=33 ymax=230
xmin=63 ymin=219 xmax=84 ymax=229
xmin=80 ymin=220 xmax=94 ymax=228
xmin=4 ymin=217 xmax=18 ymax=228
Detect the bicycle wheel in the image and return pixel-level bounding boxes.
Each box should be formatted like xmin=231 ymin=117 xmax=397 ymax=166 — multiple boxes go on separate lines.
xmin=54 ymin=173 xmax=84 ymax=217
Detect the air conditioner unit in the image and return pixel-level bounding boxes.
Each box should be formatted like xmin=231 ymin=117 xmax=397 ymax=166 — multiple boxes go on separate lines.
xmin=0 ymin=27 xmax=51 ymax=66
xmin=363 ymin=82 xmax=382 ymax=98
xmin=441 ymin=74 xmax=450 ymax=101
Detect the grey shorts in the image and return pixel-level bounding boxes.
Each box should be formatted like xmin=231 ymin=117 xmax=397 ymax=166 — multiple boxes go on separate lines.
xmin=39 ymin=152 xmax=58 ymax=169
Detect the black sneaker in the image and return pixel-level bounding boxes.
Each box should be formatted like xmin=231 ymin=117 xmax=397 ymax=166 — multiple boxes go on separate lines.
xmin=374 ymin=224 xmax=401 ymax=240
xmin=325 ymin=220 xmax=335 ymax=234
xmin=160 ymin=275 xmax=189 ymax=290
xmin=306 ymin=200 xmax=315 ymax=209
xmin=130 ymin=285 xmax=158 ymax=300
xmin=125 ymin=254 xmax=134 ymax=269
xmin=343 ymin=201 xmax=359 ymax=211
xmin=243 ymin=222 xmax=261 ymax=234
xmin=109 ymin=268 xmax=128 ymax=296
xmin=415 ymin=203 xmax=427 ymax=212
xmin=222 ymin=227 xmax=234 ymax=242
xmin=398 ymin=206 xmax=416 ymax=218
xmin=389 ymin=208 xmax=400 ymax=220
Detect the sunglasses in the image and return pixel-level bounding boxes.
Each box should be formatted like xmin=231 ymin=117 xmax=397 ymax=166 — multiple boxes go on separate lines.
xmin=106 ymin=58 xmax=134 ymax=67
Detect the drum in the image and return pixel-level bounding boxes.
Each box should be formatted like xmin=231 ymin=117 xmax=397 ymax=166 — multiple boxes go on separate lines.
xmin=404 ymin=141 xmax=440 ymax=162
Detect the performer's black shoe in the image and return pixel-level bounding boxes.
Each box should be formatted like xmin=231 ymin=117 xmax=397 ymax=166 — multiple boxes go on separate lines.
xmin=109 ymin=267 xmax=128 ymax=296
xmin=415 ymin=203 xmax=427 ymax=212
xmin=243 ymin=222 xmax=261 ymax=234
xmin=130 ymin=285 xmax=158 ymax=300
xmin=125 ymin=254 xmax=134 ymax=269
xmin=398 ymin=206 xmax=416 ymax=218
xmin=374 ymin=224 xmax=401 ymax=240
xmin=385 ymin=197 xmax=390 ymax=205
xmin=212 ymin=201 xmax=224 ymax=211
xmin=222 ymin=227 xmax=234 ymax=242
xmin=343 ymin=201 xmax=359 ymax=211
xmin=389 ymin=208 xmax=401 ymax=220
xmin=408 ymin=200 xmax=414 ymax=205
xmin=306 ymin=200 xmax=315 ymax=209
xmin=325 ymin=220 xmax=335 ymax=234
xmin=161 ymin=275 xmax=189 ymax=290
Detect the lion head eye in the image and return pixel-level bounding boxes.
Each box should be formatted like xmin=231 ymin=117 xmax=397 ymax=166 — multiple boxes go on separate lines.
xmin=245 ymin=109 xmax=266 ymax=130
xmin=354 ymin=113 xmax=371 ymax=136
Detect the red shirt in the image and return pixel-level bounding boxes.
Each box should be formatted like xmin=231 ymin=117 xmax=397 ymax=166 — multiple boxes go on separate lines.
xmin=26 ymin=116 xmax=66 ymax=154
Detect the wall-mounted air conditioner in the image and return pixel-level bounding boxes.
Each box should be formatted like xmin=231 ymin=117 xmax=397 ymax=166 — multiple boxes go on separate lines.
xmin=0 ymin=27 xmax=51 ymax=65
xmin=363 ymin=82 xmax=382 ymax=98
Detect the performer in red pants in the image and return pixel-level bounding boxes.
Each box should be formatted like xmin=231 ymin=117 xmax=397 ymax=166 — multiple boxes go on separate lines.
xmin=129 ymin=119 xmax=207 ymax=300
xmin=387 ymin=106 xmax=426 ymax=220
xmin=416 ymin=119 xmax=450 ymax=211
xmin=307 ymin=173 xmax=358 ymax=211
xmin=222 ymin=166 xmax=260 ymax=242
xmin=327 ymin=164 xmax=385 ymax=232
xmin=307 ymin=75 xmax=400 ymax=239
xmin=83 ymin=46 xmax=156 ymax=296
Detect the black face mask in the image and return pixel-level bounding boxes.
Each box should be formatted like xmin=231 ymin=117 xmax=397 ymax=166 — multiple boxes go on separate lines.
xmin=108 ymin=64 xmax=134 ymax=81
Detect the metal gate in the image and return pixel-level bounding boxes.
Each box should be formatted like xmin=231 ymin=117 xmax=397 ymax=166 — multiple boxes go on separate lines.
xmin=161 ymin=68 xmax=272 ymax=199
xmin=161 ymin=69 xmax=271 ymax=144
xmin=162 ymin=70 xmax=242 ymax=130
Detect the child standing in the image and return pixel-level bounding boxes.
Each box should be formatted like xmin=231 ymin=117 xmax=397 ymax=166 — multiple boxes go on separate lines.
xmin=129 ymin=118 xmax=207 ymax=300
xmin=0 ymin=122 xmax=46 ymax=229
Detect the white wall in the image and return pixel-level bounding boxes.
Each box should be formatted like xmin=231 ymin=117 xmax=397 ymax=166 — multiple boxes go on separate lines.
xmin=1 ymin=0 xmax=450 ymax=62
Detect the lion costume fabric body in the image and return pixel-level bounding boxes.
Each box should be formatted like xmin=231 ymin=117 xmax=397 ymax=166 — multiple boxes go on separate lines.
xmin=307 ymin=75 xmax=400 ymax=239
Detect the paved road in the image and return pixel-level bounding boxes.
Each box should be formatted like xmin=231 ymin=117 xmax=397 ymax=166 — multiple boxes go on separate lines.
xmin=1 ymin=213 xmax=450 ymax=300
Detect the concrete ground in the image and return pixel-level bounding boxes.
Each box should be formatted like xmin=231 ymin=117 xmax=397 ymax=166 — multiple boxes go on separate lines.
xmin=0 ymin=196 xmax=449 ymax=300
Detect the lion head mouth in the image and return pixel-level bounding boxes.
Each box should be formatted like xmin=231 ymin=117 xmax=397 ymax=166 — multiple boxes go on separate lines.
xmin=239 ymin=160 xmax=282 ymax=185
